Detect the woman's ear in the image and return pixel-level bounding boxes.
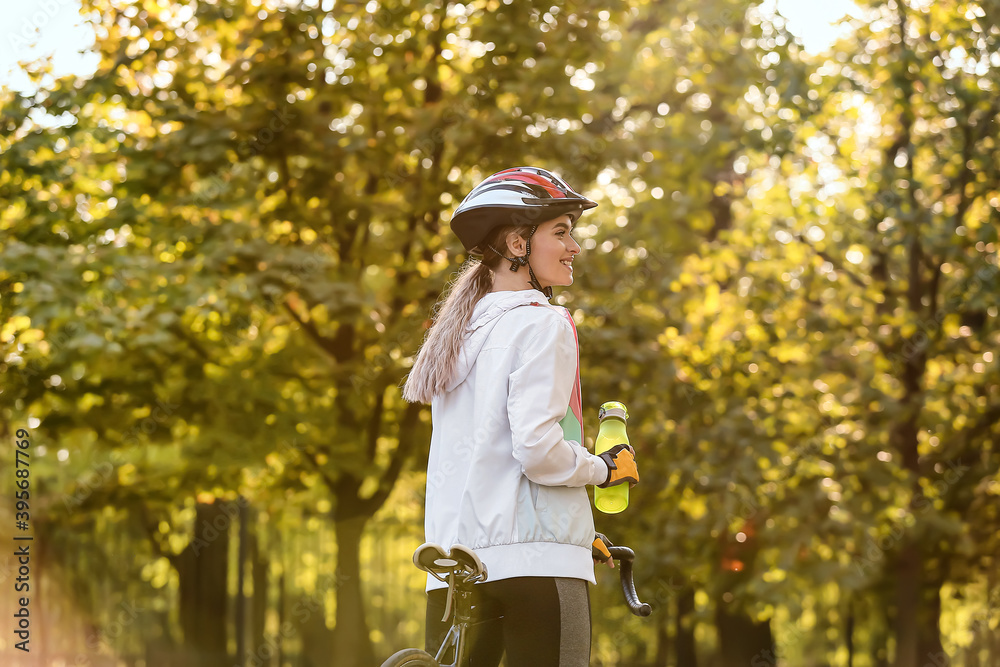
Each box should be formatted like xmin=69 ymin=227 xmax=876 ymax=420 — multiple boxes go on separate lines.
xmin=505 ymin=231 xmax=527 ymax=258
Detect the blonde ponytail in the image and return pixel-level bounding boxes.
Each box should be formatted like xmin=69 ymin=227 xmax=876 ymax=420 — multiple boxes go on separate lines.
xmin=403 ymin=223 xmax=533 ymax=404
xmin=402 ymin=260 xmax=493 ymax=403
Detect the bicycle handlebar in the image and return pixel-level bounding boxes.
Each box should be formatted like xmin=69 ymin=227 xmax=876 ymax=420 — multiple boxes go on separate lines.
xmin=607 ymin=546 xmax=652 ymax=617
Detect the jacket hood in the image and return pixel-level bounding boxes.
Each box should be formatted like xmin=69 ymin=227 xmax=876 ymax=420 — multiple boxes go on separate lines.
xmin=445 ymin=289 xmax=552 ymax=392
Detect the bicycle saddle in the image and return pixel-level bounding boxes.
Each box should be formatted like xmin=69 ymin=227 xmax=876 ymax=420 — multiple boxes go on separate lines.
xmin=412 ymin=543 xmax=488 ymax=581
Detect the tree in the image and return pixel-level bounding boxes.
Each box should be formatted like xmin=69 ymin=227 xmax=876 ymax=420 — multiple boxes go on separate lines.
xmin=5 ymin=1 xmax=998 ymax=665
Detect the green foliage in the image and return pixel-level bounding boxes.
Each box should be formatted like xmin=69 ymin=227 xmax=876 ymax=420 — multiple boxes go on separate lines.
xmin=1 ymin=0 xmax=998 ymax=665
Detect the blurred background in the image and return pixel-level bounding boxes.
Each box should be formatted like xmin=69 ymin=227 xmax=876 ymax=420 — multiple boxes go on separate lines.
xmin=1 ymin=0 xmax=998 ymax=665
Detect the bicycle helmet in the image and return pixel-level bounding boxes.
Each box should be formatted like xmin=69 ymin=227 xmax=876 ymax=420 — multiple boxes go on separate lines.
xmin=450 ymin=167 xmax=597 ymax=297
xmin=451 ymin=167 xmax=597 ymax=252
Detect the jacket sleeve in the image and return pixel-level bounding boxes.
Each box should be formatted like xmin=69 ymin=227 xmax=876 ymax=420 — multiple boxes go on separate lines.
xmin=507 ymin=314 xmax=610 ymax=487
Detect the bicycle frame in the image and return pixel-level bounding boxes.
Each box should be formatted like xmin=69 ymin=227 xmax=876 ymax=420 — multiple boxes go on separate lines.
xmin=432 ymin=579 xmax=474 ymax=666
xmin=381 ymin=542 xmax=650 ymax=667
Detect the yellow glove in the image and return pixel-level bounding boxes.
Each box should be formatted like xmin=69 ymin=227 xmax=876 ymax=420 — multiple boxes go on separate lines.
xmin=592 ymin=533 xmax=614 ymax=566
xmin=597 ymin=444 xmax=639 ymax=488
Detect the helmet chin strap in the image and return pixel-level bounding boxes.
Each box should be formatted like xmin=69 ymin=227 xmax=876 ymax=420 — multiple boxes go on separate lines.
xmin=487 ymin=225 xmax=553 ymax=299
xmin=526 ymin=265 xmax=553 ymax=299
xmin=524 ymin=235 xmax=553 ymax=299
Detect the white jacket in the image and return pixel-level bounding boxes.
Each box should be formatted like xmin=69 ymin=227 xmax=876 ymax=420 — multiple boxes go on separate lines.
xmin=424 ymin=289 xmax=610 ymax=590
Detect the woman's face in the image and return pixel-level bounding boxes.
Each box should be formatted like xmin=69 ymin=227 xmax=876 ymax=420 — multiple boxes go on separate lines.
xmin=528 ymin=215 xmax=582 ymax=288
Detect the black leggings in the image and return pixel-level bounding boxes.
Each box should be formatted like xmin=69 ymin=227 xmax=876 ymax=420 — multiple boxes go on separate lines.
xmin=425 ymin=576 xmax=591 ymax=667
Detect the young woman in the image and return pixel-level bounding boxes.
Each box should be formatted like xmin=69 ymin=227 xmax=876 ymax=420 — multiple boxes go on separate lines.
xmin=402 ymin=167 xmax=639 ymax=666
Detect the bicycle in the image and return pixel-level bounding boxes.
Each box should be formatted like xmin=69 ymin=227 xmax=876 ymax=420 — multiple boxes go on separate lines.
xmin=380 ymin=541 xmax=652 ymax=666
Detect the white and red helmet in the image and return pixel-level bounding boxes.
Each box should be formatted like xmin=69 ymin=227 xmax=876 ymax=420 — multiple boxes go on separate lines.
xmin=450 ymin=166 xmax=597 ymax=252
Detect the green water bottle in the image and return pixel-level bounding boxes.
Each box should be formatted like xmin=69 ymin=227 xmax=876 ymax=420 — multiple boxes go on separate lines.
xmin=594 ymin=401 xmax=630 ymax=514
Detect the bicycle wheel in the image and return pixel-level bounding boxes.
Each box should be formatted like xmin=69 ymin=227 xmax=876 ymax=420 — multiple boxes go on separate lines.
xmin=380 ymin=648 xmax=439 ymax=667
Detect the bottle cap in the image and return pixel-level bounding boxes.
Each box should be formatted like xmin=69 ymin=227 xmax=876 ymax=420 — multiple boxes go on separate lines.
xmin=598 ymin=401 xmax=628 ymax=422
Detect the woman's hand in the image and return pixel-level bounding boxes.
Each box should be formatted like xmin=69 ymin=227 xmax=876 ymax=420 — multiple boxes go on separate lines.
xmin=597 ymin=444 xmax=639 ymax=488
xmin=592 ymin=533 xmax=616 ymax=569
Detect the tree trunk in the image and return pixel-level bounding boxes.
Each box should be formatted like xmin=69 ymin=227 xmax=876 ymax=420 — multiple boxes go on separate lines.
xmin=916 ymin=573 xmax=945 ymax=667
xmin=873 ymin=592 xmax=892 ymax=667
xmin=893 ymin=543 xmax=921 ymax=667
xmin=297 ymin=591 xmax=334 ymax=667
xmin=37 ymin=518 xmax=48 ymax=667
xmin=885 ymin=0 xmax=936 ymax=661
xmin=250 ymin=529 xmax=268 ymax=667
xmin=235 ymin=500 xmax=249 ymax=667
xmin=176 ymin=501 xmax=230 ymax=667
xmin=966 ymin=620 xmax=982 ymax=667
xmin=676 ymin=587 xmax=698 ymax=667
xmin=331 ymin=514 xmax=374 ymax=667
xmin=277 ymin=572 xmax=286 ymax=667
xmin=989 ymin=565 xmax=999 ymax=667
xmin=715 ymin=600 xmax=775 ymax=667
xmin=846 ymin=596 xmax=855 ymax=667
xmin=653 ymin=609 xmax=670 ymax=667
